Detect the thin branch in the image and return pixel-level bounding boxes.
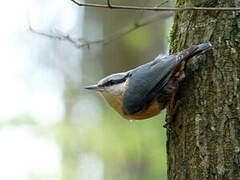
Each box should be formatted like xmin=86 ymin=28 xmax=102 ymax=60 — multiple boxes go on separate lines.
xmin=29 ymin=13 xmax=173 ymax=49
xmin=155 ymin=0 xmax=169 ymax=8
xmin=29 ymin=25 xmax=89 ymax=48
xmin=137 ymin=0 xmax=169 ymax=23
xmin=107 ymin=0 xmax=112 ymax=8
xmin=70 ymin=0 xmax=240 ymax=11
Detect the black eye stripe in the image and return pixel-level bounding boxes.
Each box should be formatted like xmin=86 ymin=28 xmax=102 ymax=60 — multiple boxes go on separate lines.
xmin=103 ymin=77 xmax=127 ymax=87
xmin=101 ymin=72 xmax=130 ymax=87
xmin=106 ymin=80 xmax=114 ymax=86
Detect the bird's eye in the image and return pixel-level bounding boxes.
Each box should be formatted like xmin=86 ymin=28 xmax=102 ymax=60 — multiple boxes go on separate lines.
xmin=103 ymin=80 xmax=115 ymax=87
xmin=108 ymin=80 xmax=114 ymax=85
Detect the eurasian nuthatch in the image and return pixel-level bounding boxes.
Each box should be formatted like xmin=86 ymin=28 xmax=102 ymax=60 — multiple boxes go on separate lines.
xmin=85 ymin=42 xmax=212 ymax=120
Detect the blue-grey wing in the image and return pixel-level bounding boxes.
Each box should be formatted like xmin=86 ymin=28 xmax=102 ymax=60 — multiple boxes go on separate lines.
xmin=122 ymin=46 xmax=198 ymax=115
xmin=122 ymin=55 xmax=176 ymax=114
xmin=123 ymin=42 xmax=212 ymax=114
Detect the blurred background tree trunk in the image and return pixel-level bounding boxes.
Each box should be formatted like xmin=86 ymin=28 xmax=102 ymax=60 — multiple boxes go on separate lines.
xmin=76 ymin=0 xmax=170 ymax=180
xmin=168 ymin=0 xmax=240 ymax=179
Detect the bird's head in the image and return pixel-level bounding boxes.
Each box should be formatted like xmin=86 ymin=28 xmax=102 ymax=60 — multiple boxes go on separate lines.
xmin=85 ymin=72 xmax=130 ymax=96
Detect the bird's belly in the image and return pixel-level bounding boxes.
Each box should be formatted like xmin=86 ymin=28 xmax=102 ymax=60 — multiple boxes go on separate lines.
xmin=125 ymin=100 xmax=164 ymax=120
xmin=102 ymin=92 xmax=164 ymax=120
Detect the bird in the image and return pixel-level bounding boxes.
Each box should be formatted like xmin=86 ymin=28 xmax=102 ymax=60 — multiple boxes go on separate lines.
xmin=85 ymin=42 xmax=212 ymax=122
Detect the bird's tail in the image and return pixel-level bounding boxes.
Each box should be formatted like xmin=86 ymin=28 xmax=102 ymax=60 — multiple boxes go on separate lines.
xmin=189 ymin=42 xmax=212 ymax=58
xmin=192 ymin=42 xmax=212 ymax=56
xmin=175 ymin=42 xmax=212 ymax=64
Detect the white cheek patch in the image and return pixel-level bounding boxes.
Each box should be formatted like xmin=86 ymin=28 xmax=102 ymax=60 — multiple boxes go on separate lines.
xmin=108 ymin=84 xmax=124 ymax=95
xmin=105 ymin=82 xmax=125 ymax=95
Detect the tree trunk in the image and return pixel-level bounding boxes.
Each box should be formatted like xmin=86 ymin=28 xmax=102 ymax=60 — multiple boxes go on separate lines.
xmin=167 ymin=0 xmax=240 ymax=179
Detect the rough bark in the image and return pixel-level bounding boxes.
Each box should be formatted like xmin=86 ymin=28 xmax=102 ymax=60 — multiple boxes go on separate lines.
xmin=167 ymin=0 xmax=240 ymax=179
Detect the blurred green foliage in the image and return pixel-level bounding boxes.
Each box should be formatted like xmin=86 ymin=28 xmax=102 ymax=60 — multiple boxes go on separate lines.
xmin=54 ymin=108 xmax=167 ymax=180
xmin=123 ymin=28 xmax=152 ymax=51
xmin=0 ymin=0 xmax=172 ymax=179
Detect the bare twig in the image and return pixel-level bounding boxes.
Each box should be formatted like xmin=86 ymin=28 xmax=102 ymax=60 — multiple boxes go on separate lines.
xmin=155 ymin=0 xmax=169 ymax=8
xmin=29 ymin=25 xmax=89 ymax=48
xmin=137 ymin=0 xmax=169 ymax=22
xmin=70 ymin=0 xmax=240 ymax=11
xmin=107 ymin=0 xmax=112 ymax=8
xmin=29 ymin=13 xmax=173 ymax=49
xmin=27 ymin=17 xmax=89 ymax=48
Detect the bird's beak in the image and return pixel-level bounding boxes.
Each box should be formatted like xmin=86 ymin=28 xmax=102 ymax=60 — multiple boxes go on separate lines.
xmin=84 ymin=84 xmax=103 ymax=91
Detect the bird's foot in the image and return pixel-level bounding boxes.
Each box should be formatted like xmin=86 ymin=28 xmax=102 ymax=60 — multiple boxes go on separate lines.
xmin=163 ymin=99 xmax=183 ymax=129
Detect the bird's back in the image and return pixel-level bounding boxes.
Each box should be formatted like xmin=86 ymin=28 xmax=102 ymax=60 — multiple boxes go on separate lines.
xmin=122 ymin=43 xmax=211 ymax=118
